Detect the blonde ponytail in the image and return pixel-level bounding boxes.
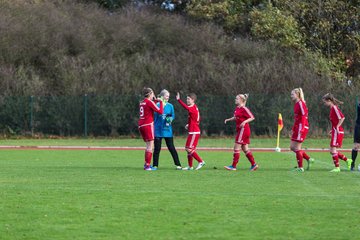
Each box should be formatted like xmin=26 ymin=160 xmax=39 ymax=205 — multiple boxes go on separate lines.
xmin=238 ymin=93 xmax=249 ymax=102
xmin=292 ymin=88 xmax=305 ymax=101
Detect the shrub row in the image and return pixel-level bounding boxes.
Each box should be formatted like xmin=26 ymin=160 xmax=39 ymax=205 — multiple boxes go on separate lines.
xmin=0 ymin=2 xmax=358 ymax=136
xmin=0 ymin=94 xmax=357 ymax=137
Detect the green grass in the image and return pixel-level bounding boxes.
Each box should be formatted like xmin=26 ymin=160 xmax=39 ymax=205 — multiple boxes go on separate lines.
xmin=0 ymin=137 xmax=355 ymax=148
xmin=1 ymin=147 xmax=360 ymax=239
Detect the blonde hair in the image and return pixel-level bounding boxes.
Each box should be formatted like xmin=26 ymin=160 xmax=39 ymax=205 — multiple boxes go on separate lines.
xmin=292 ymin=88 xmax=305 ymax=101
xmin=159 ymin=89 xmax=169 ymax=97
xmin=322 ymin=93 xmax=343 ymax=105
xmin=237 ymin=93 xmax=249 ymax=102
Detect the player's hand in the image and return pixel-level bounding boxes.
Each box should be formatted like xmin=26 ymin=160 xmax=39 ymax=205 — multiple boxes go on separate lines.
xmin=176 ymin=92 xmax=180 ymax=100
xmin=185 ymin=124 xmax=188 ymax=130
xmin=240 ymin=122 xmax=245 ymax=128
xmin=224 ymin=119 xmax=228 ymax=124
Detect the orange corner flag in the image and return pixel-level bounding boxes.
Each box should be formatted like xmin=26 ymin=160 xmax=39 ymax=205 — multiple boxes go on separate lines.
xmin=278 ymin=113 xmax=283 ymax=131
xmin=276 ymin=113 xmax=283 ymax=151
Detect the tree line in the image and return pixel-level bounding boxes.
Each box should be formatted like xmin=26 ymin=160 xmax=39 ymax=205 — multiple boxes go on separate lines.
xmin=92 ymin=0 xmax=360 ymax=82
xmin=0 ymin=1 xmax=358 ymax=136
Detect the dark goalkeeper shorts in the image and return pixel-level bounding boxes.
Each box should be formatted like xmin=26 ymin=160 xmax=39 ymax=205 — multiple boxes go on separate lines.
xmin=354 ymin=124 xmax=360 ymax=143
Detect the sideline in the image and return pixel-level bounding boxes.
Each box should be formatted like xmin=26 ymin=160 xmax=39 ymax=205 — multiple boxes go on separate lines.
xmin=0 ymin=145 xmax=352 ymax=152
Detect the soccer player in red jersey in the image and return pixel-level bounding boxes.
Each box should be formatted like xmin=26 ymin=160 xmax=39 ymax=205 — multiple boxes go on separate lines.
xmin=322 ymin=93 xmax=352 ymax=172
xmin=224 ymin=94 xmax=258 ymax=171
xmin=176 ymin=92 xmax=205 ymax=170
xmin=290 ymin=88 xmax=314 ymax=172
xmin=138 ymin=87 xmax=163 ymax=171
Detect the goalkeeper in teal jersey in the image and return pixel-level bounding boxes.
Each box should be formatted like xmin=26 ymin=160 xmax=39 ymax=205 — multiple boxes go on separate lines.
xmin=153 ymin=89 xmax=182 ymax=170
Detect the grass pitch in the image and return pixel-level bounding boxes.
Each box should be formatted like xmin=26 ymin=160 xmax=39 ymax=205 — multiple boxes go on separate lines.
xmin=0 ymin=139 xmax=360 ymax=239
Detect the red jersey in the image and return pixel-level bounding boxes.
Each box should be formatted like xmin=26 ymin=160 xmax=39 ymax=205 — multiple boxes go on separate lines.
xmin=293 ymin=100 xmax=309 ymax=127
xmin=329 ymin=105 xmax=344 ymax=130
xmin=178 ymin=99 xmax=200 ymax=133
xmin=234 ymin=106 xmax=254 ymax=131
xmin=138 ymin=98 xmax=163 ymax=127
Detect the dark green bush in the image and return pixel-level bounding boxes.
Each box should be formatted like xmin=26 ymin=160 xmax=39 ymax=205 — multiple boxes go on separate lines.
xmin=0 ymin=1 xmax=358 ymax=136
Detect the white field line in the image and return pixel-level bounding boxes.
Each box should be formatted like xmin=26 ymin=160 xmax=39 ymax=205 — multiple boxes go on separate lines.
xmin=0 ymin=145 xmax=353 ymax=152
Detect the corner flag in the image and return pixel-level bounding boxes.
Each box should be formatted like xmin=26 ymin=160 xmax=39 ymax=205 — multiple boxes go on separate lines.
xmin=276 ymin=113 xmax=283 ymax=152
xmin=278 ymin=113 xmax=283 ymax=131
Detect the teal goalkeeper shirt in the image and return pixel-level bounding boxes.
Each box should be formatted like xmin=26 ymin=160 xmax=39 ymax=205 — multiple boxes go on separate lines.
xmin=154 ymin=102 xmax=175 ymax=138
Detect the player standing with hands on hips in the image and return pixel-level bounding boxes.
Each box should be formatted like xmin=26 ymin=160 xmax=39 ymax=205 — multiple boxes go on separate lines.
xmin=176 ymin=92 xmax=206 ymax=170
xmin=290 ymin=88 xmax=314 ymax=172
xmin=322 ymin=93 xmax=352 ymax=172
xmin=224 ymin=94 xmax=258 ymax=171
xmin=138 ymin=87 xmax=163 ymax=171
xmin=350 ymin=98 xmax=360 ymax=171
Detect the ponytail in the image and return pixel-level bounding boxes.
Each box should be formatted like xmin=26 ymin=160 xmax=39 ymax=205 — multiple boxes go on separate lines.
xmin=292 ymin=88 xmax=305 ymax=102
xmin=243 ymin=93 xmax=249 ymax=101
xmin=322 ymin=93 xmax=343 ymax=105
xmin=238 ymin=93 xmax=249 ymax=103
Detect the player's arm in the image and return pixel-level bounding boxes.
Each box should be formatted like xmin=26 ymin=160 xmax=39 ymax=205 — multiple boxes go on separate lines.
xmin=224 ymin=116 xmax=235 ymax=124
xmin=298 ymin=103 xmax=307 ymax=132
xmin=336 ymin=117 xmax=345 ymax=131
xmin=176 ymin=92 xmax=189 ymax=110
xmin=240 ymin=116 xmax=255 ymax=127
xmin=243 ymin=116 xmax=255 ymax=124
xmin=240 ymin=108 xmax=255 ymax=127
xmin=149 ymin=99 xmax=164 ymax=114
xmin=300 ymin=115 xmax=307 ymax=131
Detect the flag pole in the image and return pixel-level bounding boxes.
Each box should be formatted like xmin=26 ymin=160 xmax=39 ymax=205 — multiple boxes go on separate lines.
xmin=275 ymin=128 xmax=281 ymax=152
xmin=275 ymin=113 xmax=283 ymax=152
xmin=276 ymin=128 xmax=281 ymax=149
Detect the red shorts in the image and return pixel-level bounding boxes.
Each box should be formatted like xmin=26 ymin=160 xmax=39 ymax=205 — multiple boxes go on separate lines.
xmin=291 ymin=124 xmax=309 ymax=143
xmin=138 ymin=123 xmax=154 ymax=142
xmin=235 ymin=127 xmax=250 ymax=145
xmin=330 ymin=128 xmax=344 ymax=147
xmin=185 ymin=134 xmax=200 ymax=150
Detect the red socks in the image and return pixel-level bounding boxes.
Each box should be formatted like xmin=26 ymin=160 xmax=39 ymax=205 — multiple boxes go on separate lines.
xmin=144 ymin=150 xmax=152 ymax=167
xmin=192 ymin=151 xmax=203 ymax=163
xmin=332 ymin=153 xmax=340 ymax=167
xmin=302 ymin=151 xmax=310 ymax=161
xmin=295 ymin=150 xmax=303 ymax=168
xmin=338 ymin=152 xmax=348 ymax=161
xmin=187 ymin=153 xmax=193 ymax=167
xmin=232 ymin=150 xmax=256 ymax=167
xmin=232 ymin=150 xmax=240 ymax=168
xmin=187 ymin=150 xmax=203 ymax=167
xmin=245 ymin=151 xmax=256 ymax=166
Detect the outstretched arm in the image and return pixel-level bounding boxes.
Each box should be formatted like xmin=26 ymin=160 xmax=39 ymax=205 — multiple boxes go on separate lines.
xmin=176 ymin=92 xmax=189 ymax=110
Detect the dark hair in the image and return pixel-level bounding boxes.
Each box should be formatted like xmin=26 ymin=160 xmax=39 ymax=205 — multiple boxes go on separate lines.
xmin=187 ymin=93 xmax=197 ymax=102
xmin=142 ymin=87 xmax=153 ymax=98
xmin=322 ymin=93 xmax=343 ymax=105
